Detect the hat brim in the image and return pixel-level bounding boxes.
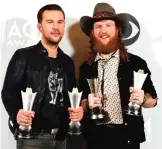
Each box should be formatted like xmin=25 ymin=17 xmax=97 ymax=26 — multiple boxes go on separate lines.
xmin=80 ymin=13 xmax=129 ymax=37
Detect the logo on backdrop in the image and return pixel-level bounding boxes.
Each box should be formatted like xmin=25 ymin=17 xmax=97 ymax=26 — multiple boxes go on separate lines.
xmin=0 ymin=18 xmax=40 ymax=50
xmin=122 ymin=14 xmax=140 ymax=46
xmin=145 ymin=118 xmax=151 ymax=143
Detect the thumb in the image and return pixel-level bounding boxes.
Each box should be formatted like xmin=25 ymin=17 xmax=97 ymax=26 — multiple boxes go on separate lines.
xmin=129 ymin=86 xmax=134 ymax=93
xmin=68 ymin=107 xmax=73 ymax=112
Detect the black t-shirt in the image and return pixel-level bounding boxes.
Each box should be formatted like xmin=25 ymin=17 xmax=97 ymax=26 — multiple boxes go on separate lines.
xmin=38 ymin=57 xmax=67 ymax=129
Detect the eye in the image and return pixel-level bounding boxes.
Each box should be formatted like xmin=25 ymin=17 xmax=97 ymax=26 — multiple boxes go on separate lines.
xmin=58 ymin=20 xmax=64 ymax=24
xmin=106 ymin=24 xmax=112 ymax=27
xmin=122 ymin=14 xmax=140 ymax=46
xmin=95 ymin=25 xmax=100 ymax=29
xmin=47 ymin=20 xmax=53 ymax=23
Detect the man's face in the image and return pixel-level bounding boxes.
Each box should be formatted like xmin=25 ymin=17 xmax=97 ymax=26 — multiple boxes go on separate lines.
xmin=93 ymin=20 xmax=118 ymax=45
xmin=37 ymin=10 xmax=65 ymax=45
xmin=92 ymin=20 xmax=119 ymax=54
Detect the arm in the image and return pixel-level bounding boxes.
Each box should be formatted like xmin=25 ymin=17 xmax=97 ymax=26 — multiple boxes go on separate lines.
xmin=78 ymin=63 xmax=90 ymax=112
xmin=130 ymin=58 xmax=158 ymax=108
xmin=142 ymin=61 xmax=158 ymax=108
xmin=1 ymin=50 xmax=26 ymax=130
xmin=142 ymin=93 xmax=158 ymax=108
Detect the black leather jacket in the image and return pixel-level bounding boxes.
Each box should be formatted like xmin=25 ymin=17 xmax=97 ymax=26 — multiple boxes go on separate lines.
xmin=1 ymin=41 xmax=76 ymax=136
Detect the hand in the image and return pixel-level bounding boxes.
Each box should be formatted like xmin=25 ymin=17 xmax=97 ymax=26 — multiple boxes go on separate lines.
xmin=129 ymin=87 xmax=144 ymax=105
xmin=68 ymin=107 xmax=84 ymax=122
xmin=88 ymin=93 xmax=102 ymax=109
xmin=16 ymin=109 xmax=35 ymax=126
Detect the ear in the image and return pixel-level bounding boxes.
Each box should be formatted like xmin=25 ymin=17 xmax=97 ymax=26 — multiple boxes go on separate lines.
xmin=37 ymin=23 xmax=42 ymax=33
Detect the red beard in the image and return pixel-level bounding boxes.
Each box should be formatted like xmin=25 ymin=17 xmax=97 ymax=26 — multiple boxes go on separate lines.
xmin=93 ymin=33 xmax=119 ymax=54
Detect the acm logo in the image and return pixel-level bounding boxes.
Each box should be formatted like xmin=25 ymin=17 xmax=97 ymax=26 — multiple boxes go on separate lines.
xmin=144 ymin=118 xmax=151 ymax=143
xmin=0 ymin=18 xmax=40 ymax=50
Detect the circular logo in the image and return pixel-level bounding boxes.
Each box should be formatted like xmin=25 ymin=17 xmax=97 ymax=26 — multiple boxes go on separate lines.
xmin=122 ymin=14 xmax=140 ymax=46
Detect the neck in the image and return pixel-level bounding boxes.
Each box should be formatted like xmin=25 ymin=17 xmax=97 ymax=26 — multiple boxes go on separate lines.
xmin=100 ymin=54 xmax=109 ymax=59
xmin=41 ymin=39 xmax=58 ymax=58
xmin=100 ymin=51 xmax=115 ymax=59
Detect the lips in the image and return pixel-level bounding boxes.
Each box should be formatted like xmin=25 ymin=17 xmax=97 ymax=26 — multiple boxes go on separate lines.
xmin=51 ymin=32 xmax=60 ymax=36
xmin=100 ymin=34 xmax=110 ymax=39
xmin=101 ymin=36 xmax=109 ymax=39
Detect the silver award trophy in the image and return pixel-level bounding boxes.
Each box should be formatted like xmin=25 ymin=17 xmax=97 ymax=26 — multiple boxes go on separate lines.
xmin=68 ymin=88 xmax=82 ymax=135
xmin=125 ymin=69 xmax=148 ymax=116
xmin=17 ymin=87 xmax=37 ymax=139
xmin=87 ymin=78 xmax=104 ymax=119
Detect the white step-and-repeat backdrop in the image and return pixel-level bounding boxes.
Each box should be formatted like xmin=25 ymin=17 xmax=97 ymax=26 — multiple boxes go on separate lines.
xmin=0 ymin=0 xmax=162 ymax=149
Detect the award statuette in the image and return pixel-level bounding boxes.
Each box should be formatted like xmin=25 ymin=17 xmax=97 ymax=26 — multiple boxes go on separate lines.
xmin=68 ymin=88 xmax=82 ymax=135
xmin=125 ymin=69 xmax=148 ymax=116
xmin=87 ymin=78 xmax=104 ymax=119
xmin=17 ymin=88 xmax=37 ymax=139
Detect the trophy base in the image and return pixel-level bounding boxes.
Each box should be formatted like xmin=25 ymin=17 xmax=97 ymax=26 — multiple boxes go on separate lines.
xmin=68 ymin=131 xmax=82 ymax=136
xmin=68 ymin=122 xmax=81 ymax=136
xmin=17 ymin=134 xmax=34 ymax=139
xmin=95 ymin=111 xmax=111 ymax=125
xmin=91 ymin=113 xmax=104 ymax=119
xmin=17 ymin=127 xmax=33 ymax=139
xmin=97 ymin=114 xmax=104 ymax=119
xmin=91 ymin=114 xmax=97 ymax=119
xmin=125 ymin=109 xmax=141 ymax=116
xmin=95 ymin=119 xmax=107 ymax=126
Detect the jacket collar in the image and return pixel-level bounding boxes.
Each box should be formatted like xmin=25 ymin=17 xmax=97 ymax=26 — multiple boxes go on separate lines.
xmin=37 ymin=41 xmax=64 ymax=58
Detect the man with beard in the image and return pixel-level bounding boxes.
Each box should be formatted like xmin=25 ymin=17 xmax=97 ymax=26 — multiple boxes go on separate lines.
xmin=1 ymin=4 xmax=83 ymax=149
xmin=79 ymin=2 xmax=158 ymax=149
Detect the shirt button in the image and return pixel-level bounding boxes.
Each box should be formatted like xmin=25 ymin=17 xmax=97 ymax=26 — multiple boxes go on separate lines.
xmin=128 ymin=140 xmax=130 ymax=143
xmin=125 ymin=123 xmax=127 ymax=125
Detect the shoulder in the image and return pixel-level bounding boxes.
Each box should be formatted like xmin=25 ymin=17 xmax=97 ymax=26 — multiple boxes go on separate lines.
xmin=16 ymin=44 xmax=39 ymax=56
xmin=79 ymin=61 xmax=98 ymax=78
xmin=80 ymin=61 xmax=90 ymax=71
xmin=128 ymin=53 xmax=151 ymax=73
xmin=128 ymin=53 xmax=147 ymax=66
xmin=60 ymin=52 xmax=74 ymax=67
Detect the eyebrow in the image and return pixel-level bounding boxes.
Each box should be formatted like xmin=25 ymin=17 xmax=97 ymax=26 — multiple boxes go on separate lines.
xmin=58 ymin=20 xmax=64 ymax=22
xmin=45 ymin=19 xmax=64 ymax=22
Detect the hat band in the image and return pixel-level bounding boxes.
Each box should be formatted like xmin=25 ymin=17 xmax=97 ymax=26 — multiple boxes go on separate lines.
xmin=93 ymin=11 xmax=114 ymax=18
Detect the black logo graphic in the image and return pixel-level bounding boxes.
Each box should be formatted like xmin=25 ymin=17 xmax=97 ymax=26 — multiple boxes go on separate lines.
xmin=122 ymin=14 xmax=140 ymax=46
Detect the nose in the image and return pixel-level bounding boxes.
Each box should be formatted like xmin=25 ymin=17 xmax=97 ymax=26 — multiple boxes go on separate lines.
xmin=52 ymin=22 xmax=58 ymax=29
xmin=100 ymin=26 xmax=107 ymax=34
xmin=101 ymin=25 xmax=108 ymax=34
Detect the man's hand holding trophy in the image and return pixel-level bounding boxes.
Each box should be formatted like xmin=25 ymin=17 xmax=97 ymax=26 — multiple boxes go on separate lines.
xmin=68 ymin=88 xmax=83 ymax=135
xmin=125 ymin=69 xmax=148 ymax=116
xmin=17 ymin=87 xmax=37 ymax=139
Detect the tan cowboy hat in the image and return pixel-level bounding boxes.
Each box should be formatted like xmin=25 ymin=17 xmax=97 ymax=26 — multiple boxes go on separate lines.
xmin=80 ymin=2 xmax=129 ymax=36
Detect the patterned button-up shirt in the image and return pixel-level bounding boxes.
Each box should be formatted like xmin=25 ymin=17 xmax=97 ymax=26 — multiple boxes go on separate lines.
xmin=95 ymin=50 xmax=123 ymax=124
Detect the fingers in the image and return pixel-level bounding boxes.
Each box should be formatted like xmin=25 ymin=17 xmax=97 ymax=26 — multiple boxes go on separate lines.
xmin=96 ymin=93 xmax=102 ymax=98
xmin=129 ymin=88 xmax=144 ymax=105
xmin=130 ymin=87 xmax=144 ymax=94
xmin=68 ymin=107 xmax=73 ymax=112
xmin=130 ymin=93 xmax=140 ymax=100
xmin=129 ymin=86 xmax=134 ymax=93
xmin=29 ymin=111 xmax=35 ymax=118
xmin=88 ymin=94 xmax=101 ymax=109
xmin=69 ymin=114 xmax=83 ymax=121
xmin=69 ymin=107 xmax=84 ymax=122
xmin=16 ymin=109 xmax=35 ymax=126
